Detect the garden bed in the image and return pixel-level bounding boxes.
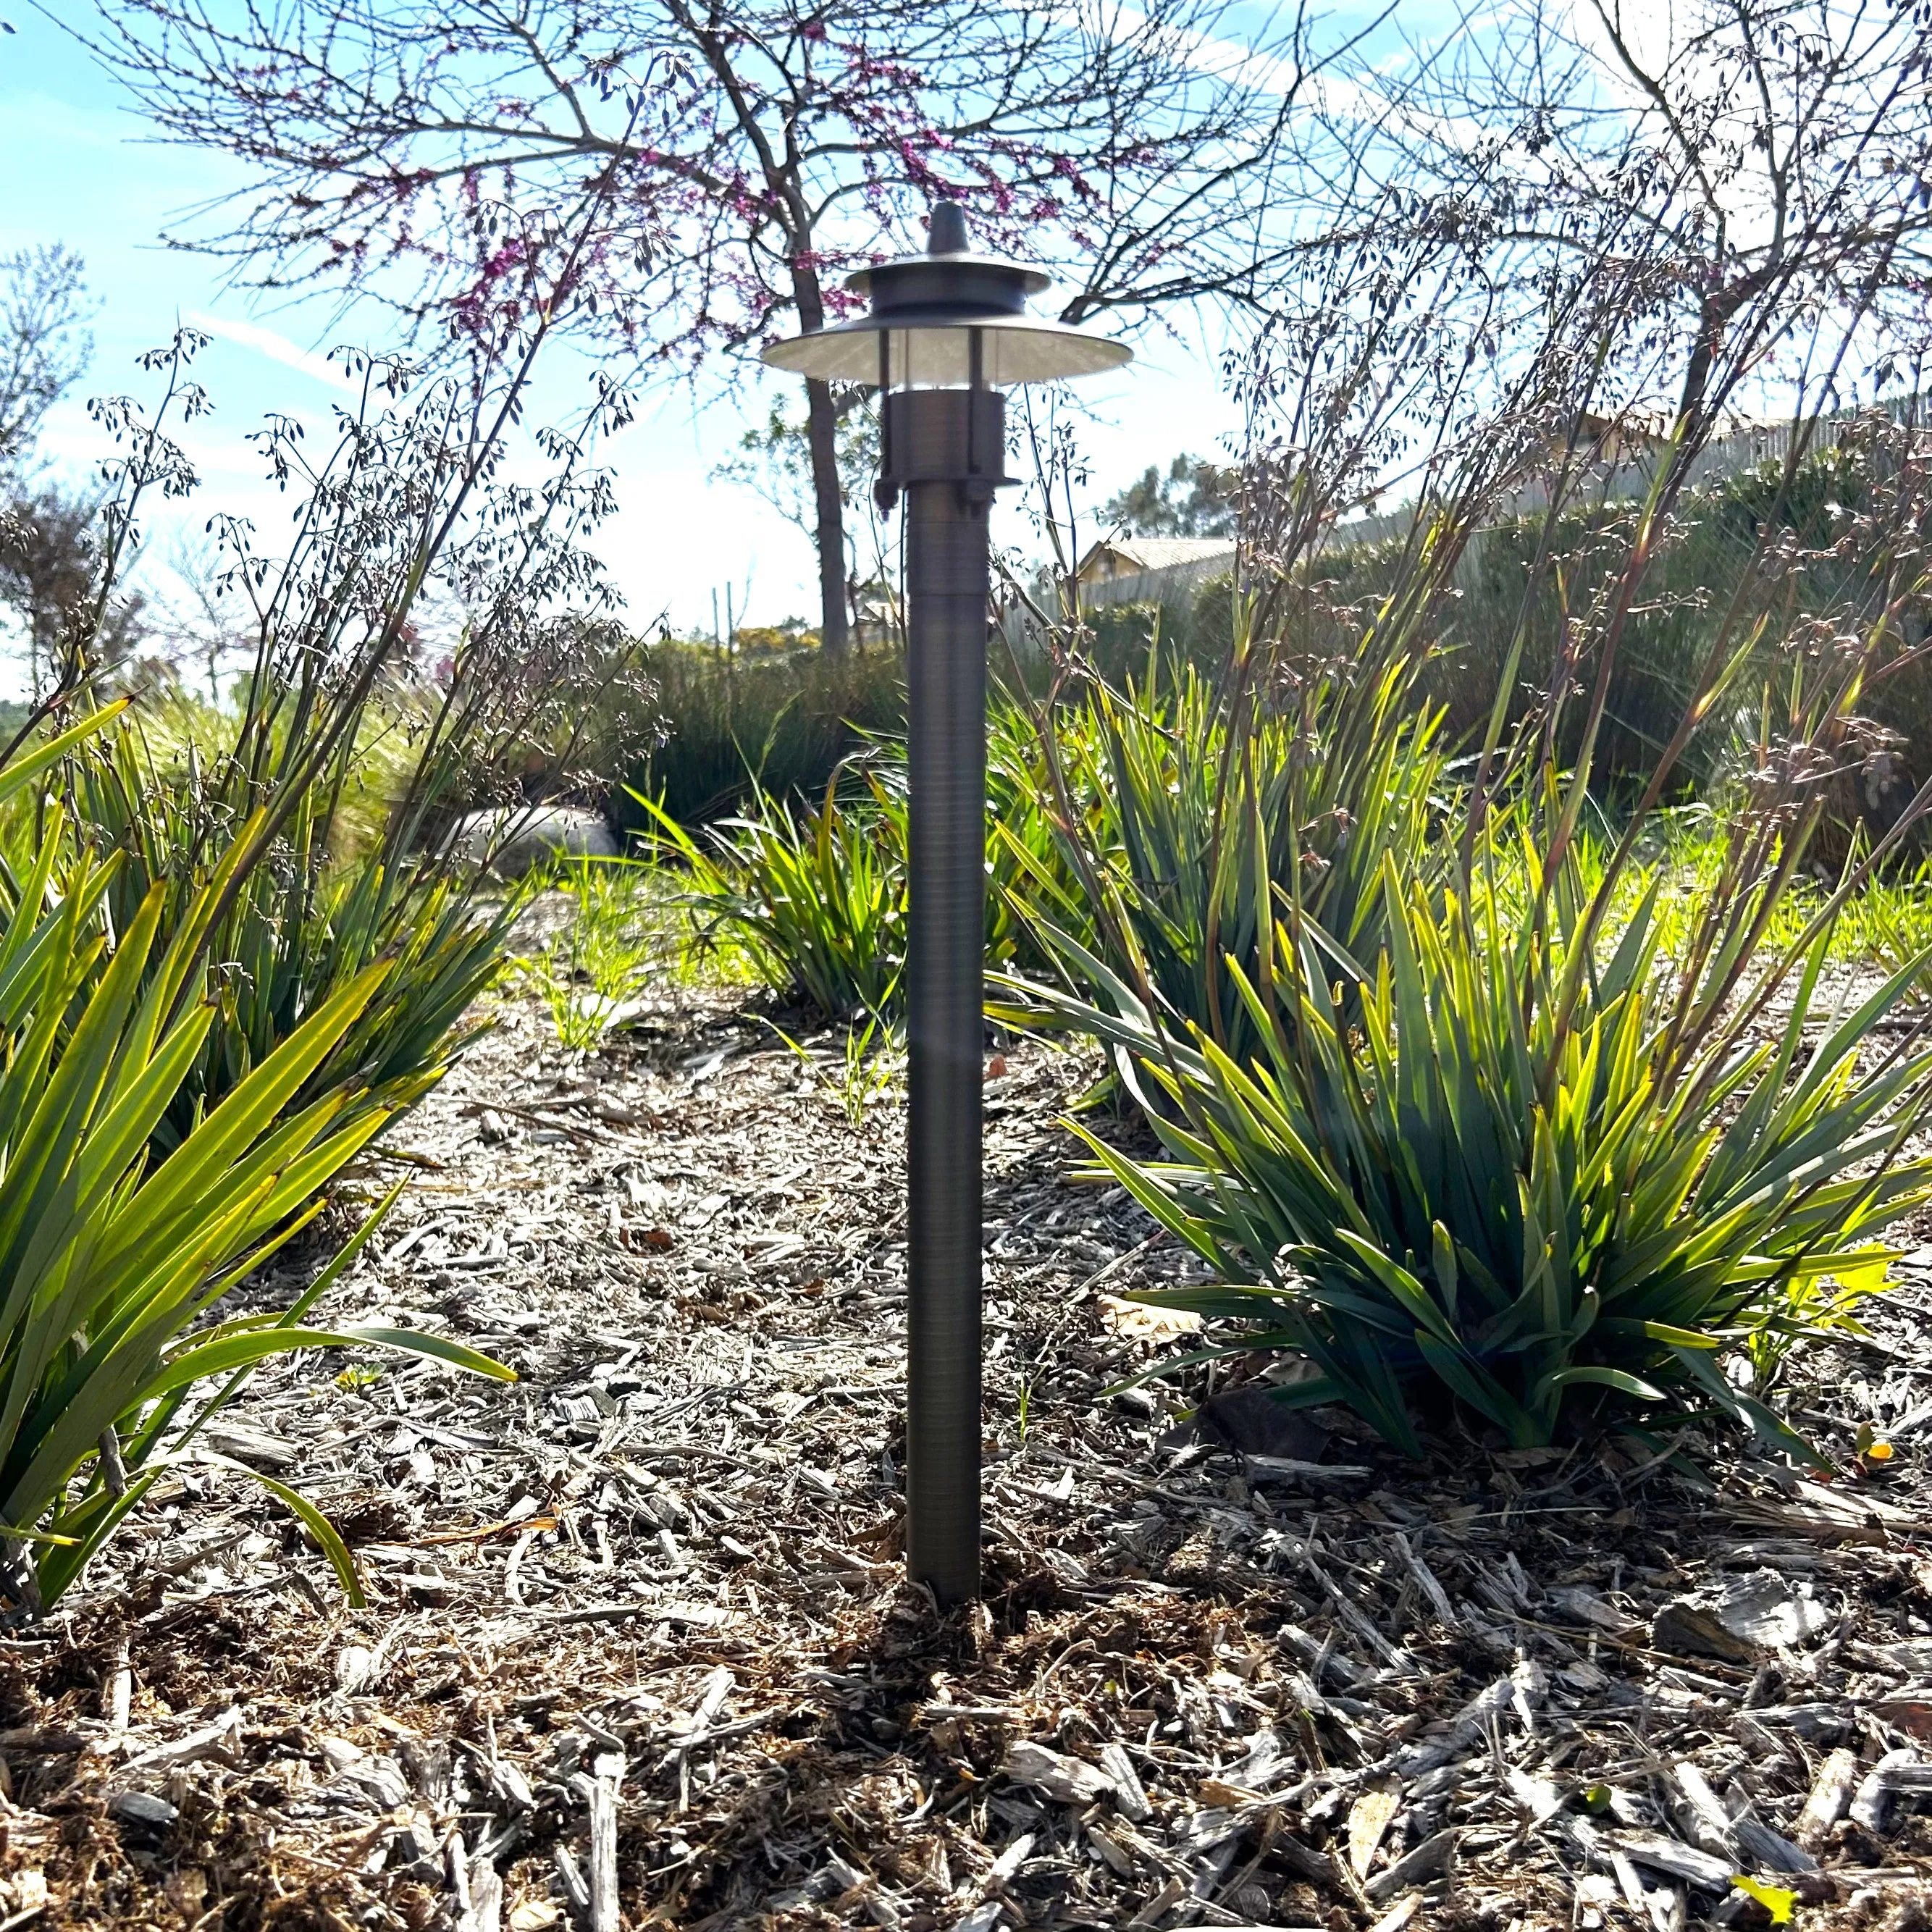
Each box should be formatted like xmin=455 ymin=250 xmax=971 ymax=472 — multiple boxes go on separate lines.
xmin=6 ymin=970 xmax=1932 ymax=1932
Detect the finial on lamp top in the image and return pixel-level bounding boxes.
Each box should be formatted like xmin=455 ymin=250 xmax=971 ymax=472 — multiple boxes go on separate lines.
xmin=928 ymin=202 xmax=970 ymax=256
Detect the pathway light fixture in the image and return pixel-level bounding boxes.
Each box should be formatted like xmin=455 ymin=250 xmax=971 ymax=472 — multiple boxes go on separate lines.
xmin=763 ymin=203 xmax=1130 ymax=1605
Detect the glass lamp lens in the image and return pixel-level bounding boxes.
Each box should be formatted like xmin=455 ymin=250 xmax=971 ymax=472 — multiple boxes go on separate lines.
xmin=763 ymin=320 xmax=1129 ymax=387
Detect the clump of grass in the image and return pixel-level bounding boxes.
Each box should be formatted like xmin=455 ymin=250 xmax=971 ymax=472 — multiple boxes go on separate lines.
xmin=1832 ymin=852 xmax=1932 ymax=996
xmin=770 ymin=1012 xmax=905 ymax=1125
xmin=1581 ymin=808 xmax=1932 ymax=980
xmin=614 ymin=640 xmax=905 ymax=833
xmin=513 ymin=855 xmax=666 ymax=1049
xmin=1051 ymin=843 xmax=1930 ymax=1456
xmin=991 ymin=634 xmax=1447 ymax=1077
xmin=639 ymin=766 xmax=907 ymax=1021
xmin=0 ymin=697 xmax=518 ymax=1618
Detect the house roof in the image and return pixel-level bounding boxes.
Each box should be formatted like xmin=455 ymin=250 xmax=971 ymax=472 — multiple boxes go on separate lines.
xmin=1079 ymin=536 xmax=1237 ymax=575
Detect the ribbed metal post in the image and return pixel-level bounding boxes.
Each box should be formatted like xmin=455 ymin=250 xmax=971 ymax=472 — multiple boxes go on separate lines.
xmin=892 ymin=387 xmax=1003 ymax=1606
xmin=756 ymin=198 xmax=1127 ymax=1610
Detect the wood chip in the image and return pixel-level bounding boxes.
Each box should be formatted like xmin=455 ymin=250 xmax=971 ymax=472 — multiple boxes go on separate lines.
xmin=1364 ymin=1829 xmax=1458 ymax=1903
xmin=1366 ymin=1897 xmax=1424 ymax=1932
xmin=1347 ymin=1789 xmax=1401 ymax=1879
xmin=1002 ymin=1740 xmax=1114 ymax=1805
xmin=1097 ymin=1741 xmax=1151 ymax=1821
xmin=587 ymin=1751 xmax=622 ymax=1932
xmin=1794 ymin=1747 xmax=1861 ymax=1851
xmin=1607 ymin=1831 xmax=1736 ymax=1893
xmin=25 ymin=983 xmax=1932 ymax=1931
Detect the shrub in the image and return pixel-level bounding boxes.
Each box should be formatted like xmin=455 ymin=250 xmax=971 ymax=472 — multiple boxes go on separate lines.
xmin=1077 ymin=600 xmax=1168 ymax=686
xmin=615 ymin=639 xmax=905 ymax=833
xmin=1287 ymin=439 xmax=1932 ymax=815
xmin=1052 ymin=852 xmax=1932 ymax=1454
xmin=0 ymin=710 xmax=511 ymax=1613
xmin=1013 ymin=411 xmax=1932 ymax=1456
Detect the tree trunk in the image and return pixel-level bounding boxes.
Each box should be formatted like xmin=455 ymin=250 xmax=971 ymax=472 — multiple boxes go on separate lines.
xmin=804 ymin=375 xmax=850 ymax=655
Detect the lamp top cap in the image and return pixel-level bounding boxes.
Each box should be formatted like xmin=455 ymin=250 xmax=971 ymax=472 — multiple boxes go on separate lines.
xmin=756 ymin=196 xmax=1132 ymax=383
xmin=842 ymin=203 xmax=1051 ymax=306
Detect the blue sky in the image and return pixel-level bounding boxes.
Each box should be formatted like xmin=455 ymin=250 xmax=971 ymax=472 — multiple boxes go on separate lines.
xmin=0 ymin=4 xmax=1253 ymax=676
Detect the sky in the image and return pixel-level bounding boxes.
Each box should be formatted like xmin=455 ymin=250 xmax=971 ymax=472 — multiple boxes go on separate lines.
xmin=0 ymin=4 xmax=1258 ymax=681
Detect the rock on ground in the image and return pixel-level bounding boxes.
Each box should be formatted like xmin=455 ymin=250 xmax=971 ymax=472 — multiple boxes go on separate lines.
xmin=444 ymin=804 xmax=618 ymax=877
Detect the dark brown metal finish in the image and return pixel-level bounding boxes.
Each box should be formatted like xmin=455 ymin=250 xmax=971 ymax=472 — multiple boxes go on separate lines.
xmin=901 ymin=388 xmax=1006 ymax=1606
xmin=880 ymin=390 xmax=1009 ymax=490
xmin=757 ymin=205 xmax=1125 ymax=1609
xmin=857 ymin=256 xmax=1038 ymax=319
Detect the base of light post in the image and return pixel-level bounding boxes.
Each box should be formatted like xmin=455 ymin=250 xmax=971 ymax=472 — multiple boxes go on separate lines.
xmin=891 ymin=387 xmax=1008 ymax=1608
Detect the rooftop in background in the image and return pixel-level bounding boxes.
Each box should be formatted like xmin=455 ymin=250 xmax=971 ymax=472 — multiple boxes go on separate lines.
xmin=1076 ymin=537 xmax=1238 ymax=584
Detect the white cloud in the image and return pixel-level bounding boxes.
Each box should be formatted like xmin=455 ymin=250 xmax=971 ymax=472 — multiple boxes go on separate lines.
xmin=184 ymin=311 xmax=361 ymax=393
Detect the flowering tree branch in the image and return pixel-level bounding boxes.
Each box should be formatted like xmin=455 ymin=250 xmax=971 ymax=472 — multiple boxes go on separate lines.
xmin=89 ymin=0 xmax=1333 ymax=650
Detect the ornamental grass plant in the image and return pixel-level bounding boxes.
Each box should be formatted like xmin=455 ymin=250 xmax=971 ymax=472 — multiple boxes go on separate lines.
xmin=0 ymin=709 xmax=512 ymax=1614
xmin=642 ymin=765 xmax=908 ymax=1021
xmin=1022 ymin=398 xmax=1932 ymax=1451
xmin=49 ymin=327 xmax=640 ymax=1154
xmin=1049 ymin=837 xmax=1932 ymax=1453
xmin=989 ymin=634 xmax=1447 ymax=1075
xmin=641 ymin=703 xmax=1075 ymax=1022
xmin=991 ymin=172 xmax=1932 ymax=1453
xmin=0 ymin=153 xmax=640 ymax=1608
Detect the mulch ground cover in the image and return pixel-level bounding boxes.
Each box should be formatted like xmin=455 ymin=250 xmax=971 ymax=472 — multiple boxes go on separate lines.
xmin=7 ymin=955 xmax=1932 ymax=1932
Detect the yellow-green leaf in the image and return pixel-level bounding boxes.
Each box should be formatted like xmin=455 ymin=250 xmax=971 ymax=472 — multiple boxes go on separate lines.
xmin=1731 ymin=1876 xmax=1797 ymax=1923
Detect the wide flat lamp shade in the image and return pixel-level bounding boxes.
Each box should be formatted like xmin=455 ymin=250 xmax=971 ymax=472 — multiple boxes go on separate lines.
xmin=761 ymin=316 xmax=1130 ymax=387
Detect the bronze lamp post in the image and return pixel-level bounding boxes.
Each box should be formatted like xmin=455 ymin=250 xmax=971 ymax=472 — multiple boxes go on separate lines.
xmin=763 ymin=203 xmax=1130 ymax=1603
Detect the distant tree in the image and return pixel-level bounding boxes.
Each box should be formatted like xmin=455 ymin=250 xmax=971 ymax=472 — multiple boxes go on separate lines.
xmin=0 ymin=246 xmax=91 ymax=470
xmin=0 ymin=483 xmax=146 ymax=689
xmin=0 ymin=248 xmax=135 ymax=692
xmin=1103 ymin=454 xmax=1238 ymax=539
xmin=148 ymin=533 xmax=256 ymax=702
xmin=715 ymin=398 xmax=878 ymax=548
xmin=713 ymin=395 xmax=897 ymax=639
xmin=94 ymin=0 xmax=1329 ymax=654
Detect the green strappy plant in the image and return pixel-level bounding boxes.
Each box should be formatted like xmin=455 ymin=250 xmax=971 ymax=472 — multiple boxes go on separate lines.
xmin=0 ymin=710 xmax=511 ymax=1613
